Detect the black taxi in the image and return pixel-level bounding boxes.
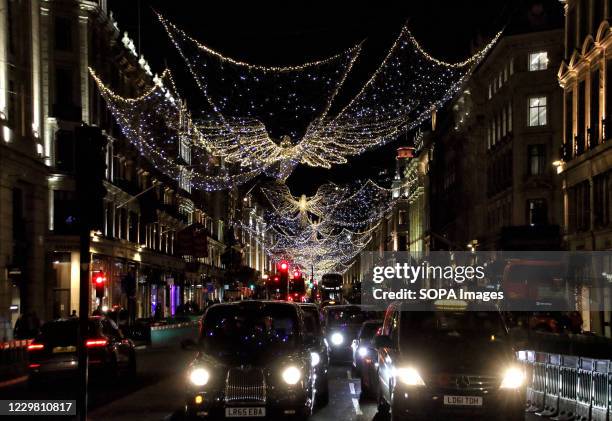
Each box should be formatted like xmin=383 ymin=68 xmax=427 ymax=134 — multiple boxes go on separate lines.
xmin=375 ymin=301 xmax=525 ymax=420
xmin=183 ymin=301 xmax=316 ymax=420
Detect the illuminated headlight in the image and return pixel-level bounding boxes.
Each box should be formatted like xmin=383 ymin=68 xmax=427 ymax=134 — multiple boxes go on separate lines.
xmin=358 ymin=347 xmax=368 ymax=358
xmin=282 ymin=366 xmax=302 ymax=385
xmin=310 ymin=352 xmax=321 ymax=367
xmin=189 ymin=367 xmax=210 ymax=386
xmin=330 ymin=332 xmax=344 ymax=346
xmin=500 ymin=367 xmax=525 ymax=389
xmin=394 ymin=367 xmax=426 ymax=386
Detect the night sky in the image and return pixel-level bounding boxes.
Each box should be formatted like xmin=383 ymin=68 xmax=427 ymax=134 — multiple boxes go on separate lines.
xmin=108 ymin=0 xmax=518 ymax=195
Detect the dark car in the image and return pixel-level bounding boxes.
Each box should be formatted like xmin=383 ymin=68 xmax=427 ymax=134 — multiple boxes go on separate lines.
xmin=298 ymin=303 xmax=330 ymax=406
xmin=351 ymin=320 xmax=382 ymax=380
xmin=322 ymin=305 xmax=381 ymax=362
xmin=184 ymin=301 xmax=316 ymax=420
xmin=27 ymin=317 xmax=136 ymax=384
xmin=375 ymin=302 xmax=525 ymax=420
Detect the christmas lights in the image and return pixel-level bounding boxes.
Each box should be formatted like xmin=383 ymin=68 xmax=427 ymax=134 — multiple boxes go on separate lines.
xmin=156 ymin=12 xmax=501 ymax=172
xmin=90 ymin=68 xmax=270 ymax=191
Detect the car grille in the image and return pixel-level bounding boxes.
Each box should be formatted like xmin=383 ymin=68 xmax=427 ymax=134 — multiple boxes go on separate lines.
xmin=224 ymin=367 xmax=266 ymax=403
xmin=437 ymin=373 xmax=499 ymax=392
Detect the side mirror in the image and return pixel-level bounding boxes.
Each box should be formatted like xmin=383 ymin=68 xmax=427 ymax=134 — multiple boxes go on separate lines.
xmin=373 ymin=335 xmax=393 ymax=349
xmin=181 ymin=338 xmax=199 ymax=350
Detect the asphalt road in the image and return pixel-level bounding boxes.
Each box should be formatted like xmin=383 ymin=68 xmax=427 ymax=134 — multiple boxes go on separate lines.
xmin=1 ymin=346 xmax=538 ymax=421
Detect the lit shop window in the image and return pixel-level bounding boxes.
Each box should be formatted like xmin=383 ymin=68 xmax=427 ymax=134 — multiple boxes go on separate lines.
xmin=529 ymin=52 xmax=548 ymax=71
xmin=528 ymin=96 xmax=547 ymax=126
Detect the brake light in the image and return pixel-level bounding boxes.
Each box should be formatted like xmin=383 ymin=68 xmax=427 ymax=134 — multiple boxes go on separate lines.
xmin=27 ymin=343 xmax=44 ymax=351
xmin=85 ymin=339 xmax=108 ymax=348
xmin=29 ymin=363 xmax=41 ymax=368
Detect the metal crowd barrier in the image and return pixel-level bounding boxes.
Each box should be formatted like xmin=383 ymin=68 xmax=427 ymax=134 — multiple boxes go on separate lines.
xmin=0 ymin=339 xmax=32 ymax=382
xmin=519 ymin=350 xmax=612 ymax=420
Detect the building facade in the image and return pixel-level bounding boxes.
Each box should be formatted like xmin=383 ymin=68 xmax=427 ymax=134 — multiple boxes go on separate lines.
xmin=0 ymin=0 xmax=235 ymax=339
xmin=428 ymin=0 xmax=564 ymax=252
xmin=558 ymin=0 xmax=612 ymax=335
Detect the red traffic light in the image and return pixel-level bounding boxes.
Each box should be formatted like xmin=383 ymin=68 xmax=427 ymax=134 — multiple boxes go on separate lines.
xmin=293 ymin=270 xmax=301 ymax=278
xmin=93 ymin=271 xmax=107 ymax=285
xmin=278 ymin=261 xmax=289 ymax=272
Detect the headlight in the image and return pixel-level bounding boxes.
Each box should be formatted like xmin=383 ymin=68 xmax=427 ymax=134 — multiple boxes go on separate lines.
xmin=282 ymin=366 xmax=302 ymax=385
xmin=500 ymin=367 xmax=525 ymax=389
xmin=189 ymin=367 xmax=210 ymax=386
xmin=330 ymin=332 xmax=344 ymax=346
xmin=310 ymin=352 xmax=321 ymax=367
xmin=394 ymin=367 xmax=426 ymax=386
xmin=358 ymin=347 xmax=368 ymax=358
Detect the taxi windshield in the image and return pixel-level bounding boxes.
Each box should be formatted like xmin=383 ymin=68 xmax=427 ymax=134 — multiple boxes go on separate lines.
xmin=201 ymin=304 xmax=300 ymax=357
xmin=400 ymin=311 xmax=507 ymax=341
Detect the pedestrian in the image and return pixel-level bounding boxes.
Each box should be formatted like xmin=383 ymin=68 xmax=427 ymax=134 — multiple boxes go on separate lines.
xmin=70 ymin=310 xmax=77 ymax=318
xmin=13 ymin=313 xmax=25 ymax=339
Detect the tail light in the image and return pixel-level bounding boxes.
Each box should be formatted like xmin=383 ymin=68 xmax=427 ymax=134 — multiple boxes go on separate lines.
xmin=27 ymin=343 xmax=44 ymax=351
xmin=85 ymin=339 xmax=108 ymax=348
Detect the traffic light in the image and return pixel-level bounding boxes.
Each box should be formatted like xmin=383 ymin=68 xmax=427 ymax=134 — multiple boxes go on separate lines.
xmin=93 ymin=271 xmax=106 ymax=298
xmin=75 ymin=125 xmax=107 ymax=232
xmin=278 ymin=261 xmax=289 ymax=272
xmin=277 ymin=261 xmax=289 ymax=296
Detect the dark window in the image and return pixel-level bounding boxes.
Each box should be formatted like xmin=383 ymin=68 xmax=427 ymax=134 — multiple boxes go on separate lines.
xmin=12 ymin=188 xmax=24 ymax=242
xmin=398 ymin=235 xmax=408 ymax=251
xmin=105 ymin=202 xmax=113 ymax=237
xmin=567 ymin=6 xmax=577 ymax=56
xmin=594 ymin=171 xmax=612 ymax=228
xmin=129 ymin=211 xmax=138 ymax=243
xmin=527 ymin=199 xmax=548 ymax=226
xmin=53 ymin=190 xmax=79 ymax=234
xmin=591 ymin=68 xmax=601 ymax=146
xmin=55 ymin=130 xmax=75 ymax=172
xmin=578 ymin=80 xmax=586 ymax=154
xmin=54 ymin=17 xmax=72 ymax=51
xmin=580 ymin=0 xmax=589 ymax=41
xmin=528 ymin=144 xmax=545 ymax=176
xmin=565 ymin=90 xmax=574 ymax=151
xmin=595 ymin=0 xmax=604 ymax=23
xmin=7 ymin=0 xmax=15 ymax=55
xmin=55 ymin=68 xmax=73 ymax=105
xmin=398 ymin=210 xmax=407 ymax=225
xmin=568 ymin=181 xmax=591 ymax=232
xmin=606 ymin=60 xmax=612 ymax=138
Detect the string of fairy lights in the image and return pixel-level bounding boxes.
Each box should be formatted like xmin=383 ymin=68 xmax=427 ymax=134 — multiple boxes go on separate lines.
xmin=230 ymin=178 xmax=402 ymax=277
xmin=91 ymin=12 xmax=503 ymax=273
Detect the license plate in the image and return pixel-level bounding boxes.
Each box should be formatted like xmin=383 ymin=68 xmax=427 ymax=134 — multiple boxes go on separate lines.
xmin=443 ymin=395 xmax=483 ymax=406
xmin=52 ymin=346 xmax=76 ymax=353
xmin=225 ymin=407 xmax=266 ymax=417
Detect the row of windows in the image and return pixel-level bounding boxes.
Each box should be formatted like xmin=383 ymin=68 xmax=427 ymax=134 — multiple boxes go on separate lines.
xmin=568 ymin=180 xmax=591 ymax=233
xmin=487 ymin=103 xmax=513 ymax=148
xmin=487 ymin=151 xmax=512 ymax=197
xmin=487 ymin=199 xmax=548 ymax=230
xmin=487 ymin=96 xmax=547 ymax=150
xmin=564 ymin=62 xmax=612 ymax=159
xmin=487 ymin=52 xmax=549 ymax=101
xmin=488 ymin=57 xmax=514 ymax=99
